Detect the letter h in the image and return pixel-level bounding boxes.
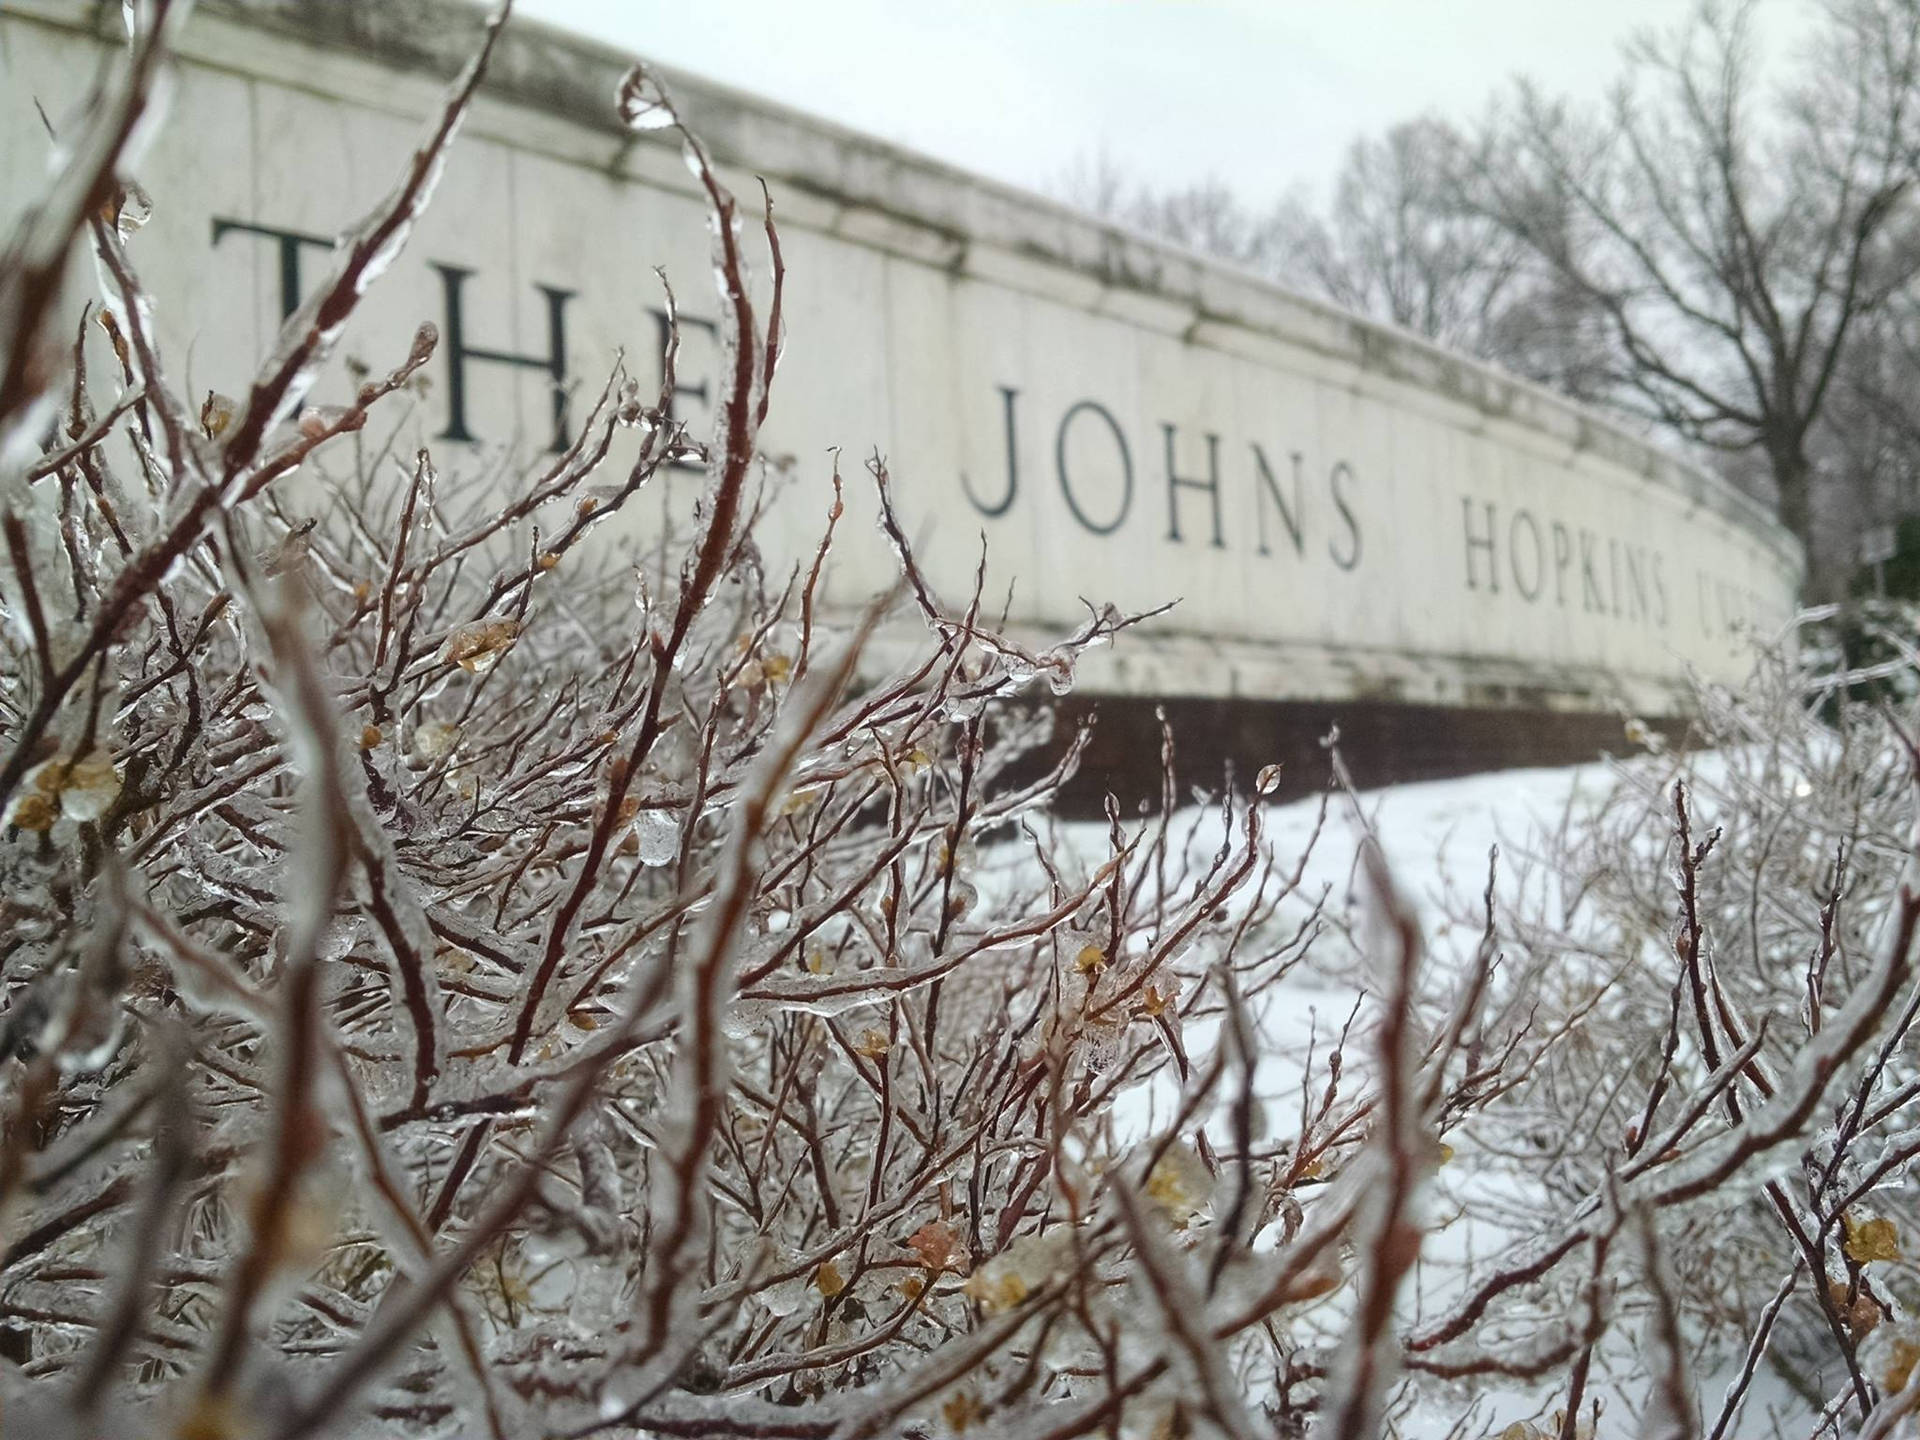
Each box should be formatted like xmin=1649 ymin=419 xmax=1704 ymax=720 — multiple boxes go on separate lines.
xmin=1163 ymin=424 xmax=1224 ymax=548
xmin=1462 ymin=497 xmax=1499 ymax=592
xmin=435 ymin=263 xmax=574 ymax=452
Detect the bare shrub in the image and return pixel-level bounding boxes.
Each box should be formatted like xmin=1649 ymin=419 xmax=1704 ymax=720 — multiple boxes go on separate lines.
xmin=1476 ymin=613 xmax=1920 ymax=1434
xmin=7 ymin=9 xmax=1920 ymax=1440
xmin=0 ymin=15 xmax=1432 ymax=1438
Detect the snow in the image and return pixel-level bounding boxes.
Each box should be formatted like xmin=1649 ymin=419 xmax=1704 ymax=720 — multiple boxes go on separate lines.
xmin=1087 ymin=757 xmax=1831 ymax=1436
xmin=992 ymin=757 xmax=1810 ymax=1436
xmin=1037 ymin=758 xmax=1621 ymax=1127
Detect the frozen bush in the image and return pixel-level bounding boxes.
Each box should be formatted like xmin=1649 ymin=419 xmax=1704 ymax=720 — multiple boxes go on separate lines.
xmin=5 ymin=8 xmax=1920 ymax=1440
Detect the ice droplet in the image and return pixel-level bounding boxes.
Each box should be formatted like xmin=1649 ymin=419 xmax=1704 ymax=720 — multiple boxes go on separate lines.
xmin=616 ymin=67 xmax=676 ymax=131
xmin=296 ymin=405 xmax=354 ymax=440
xmin=412 ymin=720 xmax=461 ymax=763
xmin=57 ymin=752 xmax=122 ymax=822
xmin=614 ymin=380 xmax=651 ymax=429
xmin=6 ymin=751 xmax=122 ymax=829
xmin=758 ymin=1275 xmax=810 ymax=1317
xmin=1041 ymin=652 xmax=1075 ymax=695
xmin=634 ymin=809 xmax=679 ymax=866
xmin=443 ymin=618 xmax=518 ymax=674
xmin=192 ymin=395 xmax=236 ymax=444
xmin=521 ymin=1230 xmax=586 ymax=1270
xmin=112 ymin=180 xmax=152 ymax=239
xmin=1145 ymin=1142 xmax=1215 ymax=1229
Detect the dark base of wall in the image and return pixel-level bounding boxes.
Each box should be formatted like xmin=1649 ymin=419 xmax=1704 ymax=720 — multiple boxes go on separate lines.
xmin=1034 ymin=696 xmax=1687 ymax=816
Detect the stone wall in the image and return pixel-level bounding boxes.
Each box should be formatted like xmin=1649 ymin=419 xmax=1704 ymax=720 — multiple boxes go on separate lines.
xmin=1 ymin=0 xmax=1802 ymax=734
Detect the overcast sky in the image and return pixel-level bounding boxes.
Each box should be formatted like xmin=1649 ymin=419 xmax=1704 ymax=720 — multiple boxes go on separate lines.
xmin=515 ymin=1 xmax=1807 ymax=205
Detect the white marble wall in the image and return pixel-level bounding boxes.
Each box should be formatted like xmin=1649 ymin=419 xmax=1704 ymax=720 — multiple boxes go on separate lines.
xmin=1 ymin=0 xmax=1802 ymax=714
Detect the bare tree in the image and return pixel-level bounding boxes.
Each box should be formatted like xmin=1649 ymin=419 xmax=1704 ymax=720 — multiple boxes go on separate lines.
xmin=1056 ymin=124 xmax=1615 ymax=405
xmin=1054 ymin=151 xmax=1282 ymax=273
xmin=1061 ymin=1 xmax=1920 ymax=594
xmin=1457 ymin=0 xmax=1920 ymax=593
xmin=1280 ymin=123 xmax=1516 ymax=353
xmin=1803 ymin=284 xmax=1920 ymax=582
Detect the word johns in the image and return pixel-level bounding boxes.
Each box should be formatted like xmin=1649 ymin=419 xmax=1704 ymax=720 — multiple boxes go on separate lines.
xmin=962 ymin=387 xmax=1363 ymax=567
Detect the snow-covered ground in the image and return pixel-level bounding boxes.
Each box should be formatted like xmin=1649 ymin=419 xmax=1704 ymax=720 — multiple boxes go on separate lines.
xmin=1005 ymin=757 xmax=1813 ymax=1437
xmin=1272 ymin=758 xmax=1622 ymax=929
xmin=1234 ymin=758 xmax=1622 ymax=1125
xmin=1043 ymin=757 xmax=1625 ymax=1131
xmin=1072 ymin=762 xmax=1619 ymax=1430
